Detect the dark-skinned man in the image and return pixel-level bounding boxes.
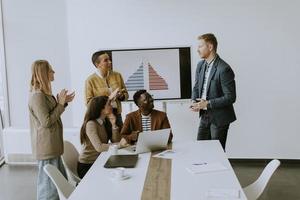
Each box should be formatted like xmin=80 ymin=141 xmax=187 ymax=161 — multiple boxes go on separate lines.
xmin=120 ymin=90 xmax=173 ymax=144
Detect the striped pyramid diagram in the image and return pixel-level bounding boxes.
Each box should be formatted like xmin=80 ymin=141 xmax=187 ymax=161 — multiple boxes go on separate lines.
xmin=125 ymin=62 xmax=168 ymax=91
xmin=125 ymin=64 xmax=144 ymax=91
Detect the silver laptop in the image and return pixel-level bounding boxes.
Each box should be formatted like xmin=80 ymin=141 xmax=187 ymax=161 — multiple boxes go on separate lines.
xmin=124 ymin=128 xmax=171 ymax=154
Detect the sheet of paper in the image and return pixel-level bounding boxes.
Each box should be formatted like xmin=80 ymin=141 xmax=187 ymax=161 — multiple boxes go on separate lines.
xmin=186 ymin=162 xmax=228 ymax=174
xmin=152 ymin=150 xmax=179 ymax=159
xmin=206 ymin=188 xmax=241 ymax=199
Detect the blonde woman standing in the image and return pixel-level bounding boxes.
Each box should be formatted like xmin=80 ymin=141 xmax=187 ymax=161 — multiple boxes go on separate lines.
xmin=29 ymin=60 xmax=75 ymax=200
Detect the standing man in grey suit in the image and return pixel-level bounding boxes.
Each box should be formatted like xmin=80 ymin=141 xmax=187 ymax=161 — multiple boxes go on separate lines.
xmin=190 ymin=33 xmax=236 ymax=150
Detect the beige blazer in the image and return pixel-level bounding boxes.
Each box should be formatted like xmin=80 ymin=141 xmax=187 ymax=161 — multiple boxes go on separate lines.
xmin=29 ymin=90 xmax=65 ymax=160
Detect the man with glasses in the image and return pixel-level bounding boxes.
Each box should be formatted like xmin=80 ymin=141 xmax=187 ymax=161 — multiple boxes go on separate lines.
xmin=121 ymin=90 xmax=173 ymax=144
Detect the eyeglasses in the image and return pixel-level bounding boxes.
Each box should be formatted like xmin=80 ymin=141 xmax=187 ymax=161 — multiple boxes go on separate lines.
xmin=140 ymin=94 xmax=154 ymax=104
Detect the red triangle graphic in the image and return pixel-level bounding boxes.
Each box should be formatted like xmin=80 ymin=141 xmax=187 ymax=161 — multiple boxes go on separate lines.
xmin=148 ymin=63 xmax=168 ymax=90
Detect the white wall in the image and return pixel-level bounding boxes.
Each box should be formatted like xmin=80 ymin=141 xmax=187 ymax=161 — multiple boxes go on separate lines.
xmin=66 ymin=0 xmax=300 ymax=159
xmin=1 ymin=0 xmax=73 ymax=128
xmin=2 ymin=0 xmax=300 ymax=160
xmin=1 ymin=0 xmax=75 ymax=162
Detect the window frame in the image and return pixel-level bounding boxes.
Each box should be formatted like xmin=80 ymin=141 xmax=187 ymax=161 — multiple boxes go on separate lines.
xmin=0 ymin=0 xmax=11 ymax=164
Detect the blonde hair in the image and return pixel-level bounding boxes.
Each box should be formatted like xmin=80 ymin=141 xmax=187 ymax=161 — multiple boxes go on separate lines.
xmin=30 ymin=60 xmax=52 ymax=95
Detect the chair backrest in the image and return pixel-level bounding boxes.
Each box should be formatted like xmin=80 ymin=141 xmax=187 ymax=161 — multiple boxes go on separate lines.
xmin=243 ymin=159 xmax=280 ymax=200
xmin=62 ymin=140 xmax=81 ymax=183
xmin=43 ymin=164 xmax=75 ymax=200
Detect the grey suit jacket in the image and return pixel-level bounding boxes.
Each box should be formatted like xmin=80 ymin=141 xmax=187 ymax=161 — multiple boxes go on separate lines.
xmin=192 ymin=55 xmax=236 ymax=126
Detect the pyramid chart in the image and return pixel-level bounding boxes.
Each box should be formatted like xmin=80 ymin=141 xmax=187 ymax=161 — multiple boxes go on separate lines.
xmin=125 ymin=64 xmax=144 ymax=91
xmin=125 ymin=62 xmax=168 ymax=91
xmin=148 ymin=63 xmax=168 ymax=90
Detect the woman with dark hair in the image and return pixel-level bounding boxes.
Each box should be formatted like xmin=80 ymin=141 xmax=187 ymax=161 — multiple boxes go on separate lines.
xmin=77 ymin=95 xmax=122 ymax=178
xmin=85 ymin=51 xmax=128 ymax=128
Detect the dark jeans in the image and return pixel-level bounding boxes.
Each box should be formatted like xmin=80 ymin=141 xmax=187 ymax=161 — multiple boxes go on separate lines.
xmin=77 ymin=162 xmax=93 ymax=179
xmin=197 ymin=111 xmax=229 ymax=151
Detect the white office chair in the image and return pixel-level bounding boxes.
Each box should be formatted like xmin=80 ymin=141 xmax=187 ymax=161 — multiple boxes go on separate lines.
xmin=243 ymin=159 xmax=280 ymax=200
xmin=62 ymin=140 xmax=81 ymax=185
xmin=43 ymin=164 xmax=75 ymax=200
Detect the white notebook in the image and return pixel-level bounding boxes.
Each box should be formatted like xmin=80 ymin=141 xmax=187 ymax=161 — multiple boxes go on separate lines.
xmin=206 ymin=188 xmax=241 ymax=199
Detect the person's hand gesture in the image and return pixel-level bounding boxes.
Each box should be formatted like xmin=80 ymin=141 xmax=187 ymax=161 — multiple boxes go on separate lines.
xmin=108 ymin=113 xmax=117 ymax=127
xmin=118 ymin=138 xmax=130 ymax=148
xmin=109 ymin=88 xmax=120 ymax=101
xmin=190 ymin=99 xmax=208 ymax=112
xmin=116 ymin=88 xmax=126 ymax=100
xmin=65 ymin=91 xmax=75 ymax=103
xmin=57 ymin=89 xmax=67 ymax=106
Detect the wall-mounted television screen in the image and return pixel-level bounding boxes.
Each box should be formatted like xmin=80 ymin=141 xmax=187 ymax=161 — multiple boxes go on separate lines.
xmin=103 ymin=47 xmax=191 ymax=100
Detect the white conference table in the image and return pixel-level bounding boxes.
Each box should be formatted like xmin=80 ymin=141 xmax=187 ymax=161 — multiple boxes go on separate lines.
xmin=69 ymin=140 xmax=247 ymax=200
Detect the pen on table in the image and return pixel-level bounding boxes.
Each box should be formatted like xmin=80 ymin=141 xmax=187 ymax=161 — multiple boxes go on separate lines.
xmin=192 ymin=162 xmax=207 ymax=165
